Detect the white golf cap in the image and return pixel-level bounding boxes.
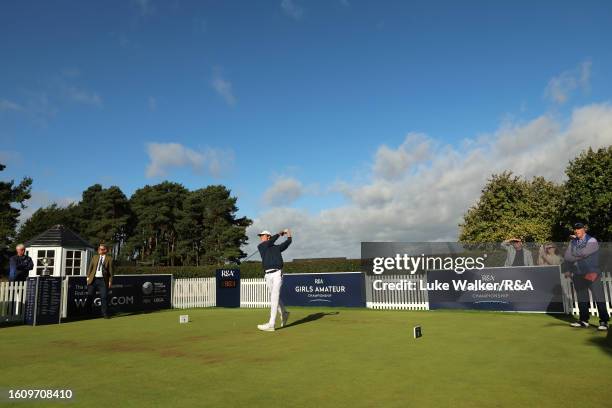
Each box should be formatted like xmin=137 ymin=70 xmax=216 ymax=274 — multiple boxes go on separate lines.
xmin=257 ymin=230 xmax=272 ymax=236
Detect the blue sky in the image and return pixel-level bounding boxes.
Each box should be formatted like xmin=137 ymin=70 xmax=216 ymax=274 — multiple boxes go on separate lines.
xmin=1 ymin=1 xmax=612 ymax=257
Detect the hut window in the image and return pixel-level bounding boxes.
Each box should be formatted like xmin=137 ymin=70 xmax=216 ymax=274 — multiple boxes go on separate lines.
xmin=36 ymin=249 xmax=55 ymax=275
xmin=65 ymin=250 xmax=82 ymax=276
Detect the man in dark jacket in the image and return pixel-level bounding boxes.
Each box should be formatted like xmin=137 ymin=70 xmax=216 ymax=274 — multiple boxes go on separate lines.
xmin=9 ymin=244 xmax=33 ymax=282
xmin=564 ymin=223 xmax=608 ymax=331
xmin=256 ymin=229 xmax=292 ymax=332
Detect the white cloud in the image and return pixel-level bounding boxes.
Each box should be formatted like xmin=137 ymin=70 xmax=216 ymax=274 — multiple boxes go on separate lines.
xmin=245 ymin=103 xmax=612 ymax=260
xmin=263 ymin=177 xmax=304 ymax=206
xmin=64 ymin=86 xmax=102 ymax=107
xmin=0 ymin=150 xmax=22 ymax=166
xmin=544 ymin=60 xmax=592 ymax=104
xmin=145 ymin=142 xmax=233 ymax=178
xmin=281 ymin=0 xmax=304 ymax=19
xmin=211 ymin=75 xmax=236 ymax=106
xmin=3 ymin=92 xmax=58 ymax=125
xmin=373 ymin=132 xmax=432 ymax=179
xmin=0 ymin=99 xmax=23 ymax=112
xmin=3 ymin=70 xmax=101 ymax=124
xmin=18 ymin=191 xmax=78 ymax=224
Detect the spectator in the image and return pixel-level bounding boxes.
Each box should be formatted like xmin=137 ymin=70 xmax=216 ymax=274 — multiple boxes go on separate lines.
xmin=537 ymin=243 xmax=562 ymax=266
xmin=564 ymin=223 xmax=608 ymax=331
xmin=9 ymin=244 xmax=33 ymax=282
xmin=501 ymin=237 xmax=534 ymax=267
xmin=85 ymin=243 xmax=114 ymax=319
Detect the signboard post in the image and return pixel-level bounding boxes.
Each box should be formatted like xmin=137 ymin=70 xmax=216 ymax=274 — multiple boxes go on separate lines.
xmin=216 ymin=269 xmax=240 ymax=308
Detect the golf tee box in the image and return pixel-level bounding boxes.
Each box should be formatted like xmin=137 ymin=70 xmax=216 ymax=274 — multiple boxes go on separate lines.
xmin=179 ymin=315 xmax=189 ymax=324
xmin=216 ymin=269 xmax=240 ymax=308
xmin=413 ymin=325 xmax=422 ymax=339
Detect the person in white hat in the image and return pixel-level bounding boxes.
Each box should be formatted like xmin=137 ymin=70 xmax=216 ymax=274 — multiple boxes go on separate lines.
xmin=256 ymin=229 xmax=292 ymax=332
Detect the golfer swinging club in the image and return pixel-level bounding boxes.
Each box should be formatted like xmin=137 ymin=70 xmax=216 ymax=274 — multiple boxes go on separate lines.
xmin=256 ymin=228 xmax=292 ymax=332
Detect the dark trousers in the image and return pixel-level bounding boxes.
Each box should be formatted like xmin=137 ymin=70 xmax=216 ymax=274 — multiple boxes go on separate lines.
xmin=86 ymin=278 xmax=109 ymax=317
xmin=573 ymin=274 xmax=609 ymax=323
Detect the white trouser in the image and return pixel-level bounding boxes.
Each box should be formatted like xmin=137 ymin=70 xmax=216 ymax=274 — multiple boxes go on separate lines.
xmin=265 ymin=270 xmax=286 ymax=326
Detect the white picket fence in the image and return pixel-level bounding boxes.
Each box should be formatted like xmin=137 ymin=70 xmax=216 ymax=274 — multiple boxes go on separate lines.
xmin=565 ymin=272 xmax=612 ymax=317
xmin=366 ymin=274 xmax=429 ymax=310
xmin=2 ymin=273 xmax=612 ymax=323
xmin=172 ymin=278 xmax=216 ymax=309
xmin=240 ymin=278 xmax=270 ymax=308
xmin=0 ymin=281 xmax=28 ymax=323
xmin=171 ymin=278 xmax=271 ymax=309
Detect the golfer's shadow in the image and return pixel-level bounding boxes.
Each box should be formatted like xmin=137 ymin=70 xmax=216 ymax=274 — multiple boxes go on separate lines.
xmin=279 ymin=311 xmax=339 ymax=329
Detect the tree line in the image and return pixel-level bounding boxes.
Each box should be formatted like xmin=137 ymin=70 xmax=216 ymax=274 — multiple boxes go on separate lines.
xmin=459 ymin=146 xmax=612 ymax=243
xmin=1 ymin=145 xmax=609 ymax=277
xmin=0 ymin=169 xmax=252 ymax=270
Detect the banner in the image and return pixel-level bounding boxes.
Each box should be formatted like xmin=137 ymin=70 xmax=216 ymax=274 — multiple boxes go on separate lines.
xmin=426 ymin=266 xmax=564 ymax=312
xmin=66 ymin=275 xmax=172 ymax=318
xmin=280 ymin=272 xmax=365 ymax=307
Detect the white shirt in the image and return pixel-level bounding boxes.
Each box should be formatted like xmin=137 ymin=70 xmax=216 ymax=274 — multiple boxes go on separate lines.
xmin=95 ymin=255 xmax=106 ymax=277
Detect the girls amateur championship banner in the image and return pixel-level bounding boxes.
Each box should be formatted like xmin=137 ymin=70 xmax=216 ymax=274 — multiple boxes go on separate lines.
xmin=280 ymin=272 xmax=366 ymax=307
xmin=426 ymin=265 xmax=565 ymax=312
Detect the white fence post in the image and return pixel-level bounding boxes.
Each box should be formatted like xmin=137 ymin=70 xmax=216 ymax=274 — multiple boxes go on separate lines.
xmin=365 ymin=274 xmax=429 ymax=310
xmin=172 ymin=278 xmax=216 ymax=309
xmin=0 ymin=281 xmax=28 ymax=323
xmin=240 ymin=279 xmax=270 ymax=308
xmin=566 ymin=271 xmax=612 ymax=318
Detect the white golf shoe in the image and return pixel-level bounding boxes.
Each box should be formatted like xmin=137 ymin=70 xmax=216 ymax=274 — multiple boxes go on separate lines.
xmin=257 ymin=323 xmax=275 ymax=332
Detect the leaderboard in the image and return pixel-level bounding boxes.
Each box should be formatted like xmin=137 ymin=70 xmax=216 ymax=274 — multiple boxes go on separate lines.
xmin=24 ymin=276 xmax=63 ymax=326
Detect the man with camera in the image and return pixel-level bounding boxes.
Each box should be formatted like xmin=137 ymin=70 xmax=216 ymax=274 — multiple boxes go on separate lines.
xmin=564 ymin=223 xmax=608 ymax=331
xmin=256 ymin=229 xmax=292 ymax=332
xmin=501 ymin=237 xmax=534 ymax=266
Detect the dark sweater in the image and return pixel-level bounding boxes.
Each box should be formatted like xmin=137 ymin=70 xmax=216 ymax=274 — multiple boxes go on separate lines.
xmin=257 ymin=234 xmax=292 ymax=272
xmin=9 ymin=255 xmax=34 ymax=282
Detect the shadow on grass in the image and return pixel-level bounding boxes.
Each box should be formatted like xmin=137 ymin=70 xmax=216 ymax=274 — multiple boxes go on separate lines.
xmin=586 ymin=335 xmax=612 ymax=357
xmin=545 ymin=312 xmax=575 ymax=324
xmin=60 ymin=310 xmax=158 ymax=324
xmin=279 ymin=311 xmax=340 ymax=329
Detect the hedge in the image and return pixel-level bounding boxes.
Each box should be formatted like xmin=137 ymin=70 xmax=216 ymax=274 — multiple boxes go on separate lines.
xmin=115 ymin=259 xmax=362 ymax=279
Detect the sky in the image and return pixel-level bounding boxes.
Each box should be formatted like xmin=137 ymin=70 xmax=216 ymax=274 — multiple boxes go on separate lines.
xmin=1 ymin=0 xmax=612 ymax=259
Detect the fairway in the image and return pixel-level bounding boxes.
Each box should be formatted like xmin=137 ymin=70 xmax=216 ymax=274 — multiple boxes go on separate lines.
xmin=1 ymin=308 xmax=610 ymax=408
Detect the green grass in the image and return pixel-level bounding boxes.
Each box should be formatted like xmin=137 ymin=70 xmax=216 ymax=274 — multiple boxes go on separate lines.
xmin=1 ymin=308 xmax=610 ymax=408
